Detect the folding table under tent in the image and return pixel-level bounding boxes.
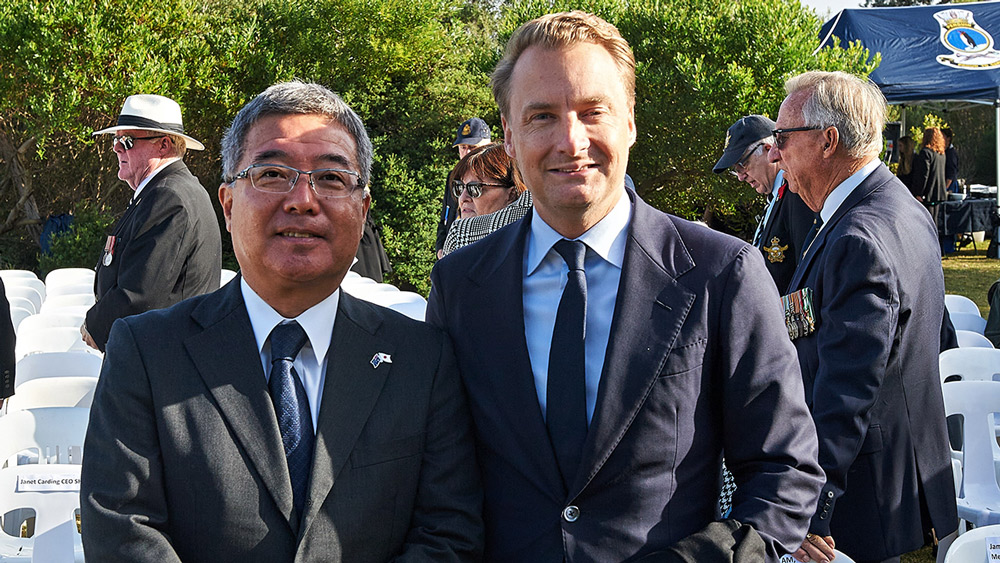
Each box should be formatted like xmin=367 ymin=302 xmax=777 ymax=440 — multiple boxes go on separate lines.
xmin=818 ymin=1 xmax=1000 ymax=215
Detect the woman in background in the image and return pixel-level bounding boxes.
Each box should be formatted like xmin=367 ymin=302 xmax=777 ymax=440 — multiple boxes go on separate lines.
xmin=442 ymin=143 xmax=529 ymax=255
xmin=896 ymin=135 xmax=915 ymax=189
xmin=909 ymin=128 xmax=948 ymax=225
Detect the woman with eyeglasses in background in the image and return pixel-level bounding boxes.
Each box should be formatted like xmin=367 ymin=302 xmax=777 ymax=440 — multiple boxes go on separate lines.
xmin=440 ymin=143 xmax=532 ymax=256
xmin=450 ymin=143 xmax=525 ymax=219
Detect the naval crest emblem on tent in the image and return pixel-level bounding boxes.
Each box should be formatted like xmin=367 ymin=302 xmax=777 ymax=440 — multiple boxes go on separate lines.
xmin=935 ymin=9 xmax=1000 ymax=70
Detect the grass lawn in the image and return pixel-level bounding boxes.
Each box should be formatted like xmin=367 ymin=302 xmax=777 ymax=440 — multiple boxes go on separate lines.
xmin=897 ymin=248 xmax=999 ymax=563
xmin=942 ymin=247 xmax=1000 ymax=316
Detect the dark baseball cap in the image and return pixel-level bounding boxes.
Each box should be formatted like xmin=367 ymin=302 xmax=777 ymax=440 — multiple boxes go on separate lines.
xmin=453 ymin=117 xmax=491 ymax=146
xmin=713 ymin=115 xmax=776 ymax=173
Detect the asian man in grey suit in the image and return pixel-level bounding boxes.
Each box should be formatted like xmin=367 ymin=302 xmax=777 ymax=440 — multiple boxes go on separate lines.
xmin=80 ymin=81 xmax=482 ymax=562
xmin=427 ymin=11 xmax=823 ymax=563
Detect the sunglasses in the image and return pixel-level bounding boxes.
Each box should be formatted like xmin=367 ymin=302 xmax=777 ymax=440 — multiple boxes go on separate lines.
xmin=452 ymin=180 xmax=508 ymax=199
xmin=771 ymin=126 xmax=824 ymax=150
xmin=729 ymin=141 xmax=765 ymax=176
xmin=112 ymin=134 xmax=167 ymax=151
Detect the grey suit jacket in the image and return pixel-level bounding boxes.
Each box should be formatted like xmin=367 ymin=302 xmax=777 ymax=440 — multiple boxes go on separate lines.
xmin=80 ymin=280 xmax=483 ymax=562
xmin=427 ymin=189 xmax=823 ymax=562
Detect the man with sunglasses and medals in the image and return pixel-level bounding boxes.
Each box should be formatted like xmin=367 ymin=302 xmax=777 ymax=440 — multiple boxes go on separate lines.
xmin=83 ymin=94 xmax=221 ymax=352
xmin=714 ymin=115 xmax=813 ymax=295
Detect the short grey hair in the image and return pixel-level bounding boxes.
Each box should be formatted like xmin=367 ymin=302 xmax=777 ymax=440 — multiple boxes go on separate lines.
xmin=784 ymin=71 xmax=886 ymax=159
xmin=221 ymin=81 xmax=372 ymax=192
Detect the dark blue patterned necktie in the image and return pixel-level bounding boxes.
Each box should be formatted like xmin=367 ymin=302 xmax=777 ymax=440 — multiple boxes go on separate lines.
xmin=547 ymin=239 xmax=588 ymax=488
xmin=268 ymin=321 xmax=313 ymax=522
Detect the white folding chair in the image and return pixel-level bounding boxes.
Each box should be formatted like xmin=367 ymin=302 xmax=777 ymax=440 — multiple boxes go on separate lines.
xmin=947 ymin=294 xmax=982 ymax=317
xmin=0 ymin=271 xmax=37 ymax=282
xmin=952 ymin=312 xmax=989 ymax=334
xmin=42 ymin=269 xmax=93 ymax=292
xmin=41 ymin=283 xmax=91 ymax=300
xmin=0 ymin=408 xmax=89 ymax=562
xmin=943 ymin=381 xmax=1000 ymax=530
xmin=0 ymin=465 xmax=84 ymax=562
xmin=7 ymin=308 xmax=31 ymax=334
xmin=38 ymin=295 xmax=94 ymax=315
xmin=5 ymin=298 xmax=35 ymax=317
xmin=220 ymin=268 xmax=237 ymax=287
xmin=2 ymin=288 xmax=41 ymax=318
xmin=14 ymin=328 xmax=93 ymax=362
xmin=1 ymin=279 xmax=44 ymax=304
xmin=940 ymin=348 xmax=1000 ymax=384
xmin=958 ymin=330 xmax=995 ymax=348
xmin=15 ymin=353 xmax=101 ymax=388
xmin=15 ymin=314 xmax=85 ymax=337
xmin=943 ymin=523 xmax=1000 ymax=561
xmin=5 ymin=378 xmax=97 ymax=413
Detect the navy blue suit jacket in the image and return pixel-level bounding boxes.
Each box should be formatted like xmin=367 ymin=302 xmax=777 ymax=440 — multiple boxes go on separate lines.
xmin=787 ymin=164 xmax=958 ymax=559
xmin=427 ymin=189 xmax=824 ymax=562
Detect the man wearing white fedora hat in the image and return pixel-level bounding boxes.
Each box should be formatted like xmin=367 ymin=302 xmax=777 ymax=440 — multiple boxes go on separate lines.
xmin=82 ymin=94 xmax=221 ymax=352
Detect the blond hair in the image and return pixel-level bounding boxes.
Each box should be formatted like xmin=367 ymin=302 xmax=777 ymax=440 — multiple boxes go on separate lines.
xmin=491 ymin=11 xmax=635 ymax=117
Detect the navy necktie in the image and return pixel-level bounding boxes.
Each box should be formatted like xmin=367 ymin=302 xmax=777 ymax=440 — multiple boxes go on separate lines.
xmin=547 ymin=239 xmax=588 ymax=488
xmin=802 ymin=214 xmax=824 ymax=258
xmin=268 ymin=321 xmax=313 ymax=522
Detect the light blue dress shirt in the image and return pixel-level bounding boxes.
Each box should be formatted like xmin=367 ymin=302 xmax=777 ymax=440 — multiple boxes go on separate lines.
xmin=523 ymin=189 xmax=631 ymax=423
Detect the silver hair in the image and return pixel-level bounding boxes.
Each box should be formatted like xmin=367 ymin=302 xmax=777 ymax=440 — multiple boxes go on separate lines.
xmin=221 ymin=81 xmax=372 ymax=193
xmin=785 ymin=71 xmax=886 ymax=159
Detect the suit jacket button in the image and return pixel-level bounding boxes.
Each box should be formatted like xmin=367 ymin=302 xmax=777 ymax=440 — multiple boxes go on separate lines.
xmin=562 ymin=505 xmax=580 ymax=522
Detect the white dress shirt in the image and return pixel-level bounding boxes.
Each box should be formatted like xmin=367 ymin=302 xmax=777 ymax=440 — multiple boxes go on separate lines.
xmin=817 ymin=158 xmax=881 ymax=232
xmin=753 ymin=169 xmax=786 ymax=248
xmin=523 ymin=188 xmax=631 ymax=423
xmin=241 ymin=278 xmax=339 ymax=432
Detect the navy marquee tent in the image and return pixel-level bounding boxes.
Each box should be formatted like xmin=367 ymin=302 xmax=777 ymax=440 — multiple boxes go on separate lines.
xmin=818 ymin=1 xmax=1000 ymax=200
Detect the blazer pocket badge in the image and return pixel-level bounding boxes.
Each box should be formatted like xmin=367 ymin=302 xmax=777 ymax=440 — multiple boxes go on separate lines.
xmin=370 ymin=352 xmax=392 ymax=369
xmin=765 ymin=237 xmax=788 ymax=263
xmin=781 ymin=287 xmax=817 ymax=340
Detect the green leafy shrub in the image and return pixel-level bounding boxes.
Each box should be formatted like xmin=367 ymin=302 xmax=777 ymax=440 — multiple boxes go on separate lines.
xmin=37 ymin=204 xmax=113 ymax=277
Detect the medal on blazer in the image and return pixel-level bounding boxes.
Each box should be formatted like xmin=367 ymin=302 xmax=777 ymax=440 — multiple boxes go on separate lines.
xmin=765 ymin=237 xmax=788 ymax=263
xmin=103 ymin=235 xmax=116 ymax=267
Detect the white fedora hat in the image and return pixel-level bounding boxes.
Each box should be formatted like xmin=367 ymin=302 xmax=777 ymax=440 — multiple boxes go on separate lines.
xmin=93 ymin=94 xmax=205 ymax=151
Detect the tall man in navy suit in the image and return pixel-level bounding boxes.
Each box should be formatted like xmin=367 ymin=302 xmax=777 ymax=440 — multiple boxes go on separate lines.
xmin=427 ymin=11 xmax=824 ymax=562
xmin=769 ymin=71 xmax=958 ymax=563
xmin=714 ymin=115 xmax=813 ymax=294
xmin=81 ymin=81 xmax=482 ymax=562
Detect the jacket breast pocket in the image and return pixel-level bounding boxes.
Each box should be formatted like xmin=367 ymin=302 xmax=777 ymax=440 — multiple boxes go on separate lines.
xmin=349 ymin=433 xmax=423 ymax=469
xmin=658 ymin=338 xmax=707 ymax=378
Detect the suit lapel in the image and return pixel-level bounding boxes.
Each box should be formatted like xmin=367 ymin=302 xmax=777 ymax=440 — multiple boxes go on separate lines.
xmin=787 ymin=165 xmax=891 ymax=291
xmin=183 ymin=281 xmax=296 ymax=528
xmin=571 ymin=194 xmax=696 ymax=497
xmin=300 ymin=293 xmax=390 ymax=533
xmin=467 ymin=217 xmax=566 ymax=497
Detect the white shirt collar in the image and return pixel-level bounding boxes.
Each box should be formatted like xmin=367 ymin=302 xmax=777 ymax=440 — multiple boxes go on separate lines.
xmin=133 ymin=157 xmax=181 ymax=200
xmin=819 ymin=158 xmax=881 ymax=227
xmin=240 ymin=278 xmax=339 ymax=365
xmin=526 ymin=187 xmax=631 ymax=276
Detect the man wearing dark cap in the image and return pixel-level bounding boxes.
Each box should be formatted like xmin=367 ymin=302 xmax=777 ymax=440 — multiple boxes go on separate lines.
xmin=82 ymin=94 xmax=221 ymax=352
xmin=435 ymin=117 xmax=492 ymax=258
xmin=714 ymin=115 xmax=813 ymax=294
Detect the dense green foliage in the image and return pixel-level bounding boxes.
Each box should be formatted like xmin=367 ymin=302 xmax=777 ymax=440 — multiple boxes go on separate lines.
xmin=37 ymin=203 xmax=114 ymax=277
xmin=0 ymin=0 xmax=874 ymax=293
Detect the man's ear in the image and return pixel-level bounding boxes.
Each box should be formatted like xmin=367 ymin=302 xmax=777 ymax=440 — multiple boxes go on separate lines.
xmin=219 ymin=184 xmax=234 ymax=232
xmin=501 ymin=115 xmax=515 ymax=159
